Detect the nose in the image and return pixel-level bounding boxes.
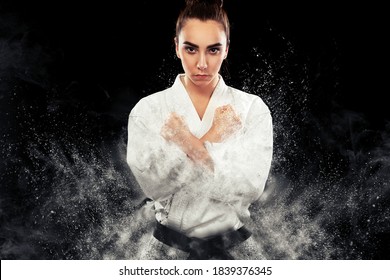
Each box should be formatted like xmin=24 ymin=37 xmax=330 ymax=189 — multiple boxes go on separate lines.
xmin=197 ymin=53 xmax=207 ymax=70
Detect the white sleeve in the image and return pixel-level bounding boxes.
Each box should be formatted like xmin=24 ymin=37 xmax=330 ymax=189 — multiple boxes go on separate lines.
xmin=126 ymin=98 xmax=198 ymax=201
xmin=205 ymin=97 xmax=273 ymax=205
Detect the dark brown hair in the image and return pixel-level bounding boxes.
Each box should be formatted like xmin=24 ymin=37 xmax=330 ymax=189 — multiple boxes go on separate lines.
xmin=176 ymin=0 xmax=230 ymax=45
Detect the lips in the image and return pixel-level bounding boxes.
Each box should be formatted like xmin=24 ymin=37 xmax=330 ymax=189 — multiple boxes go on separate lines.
xmin=194 ymin=74 xmax=209 ymax=79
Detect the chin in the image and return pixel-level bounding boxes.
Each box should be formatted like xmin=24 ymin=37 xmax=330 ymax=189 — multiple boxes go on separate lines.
xmin=192 ymin=79 xmax=212 ymax=87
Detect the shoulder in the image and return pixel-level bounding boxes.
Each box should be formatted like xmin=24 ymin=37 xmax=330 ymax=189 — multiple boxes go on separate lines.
xmin=227 ymin=86 xmax=270 ymax=115
xmin=130 ymin=88 xmax=171 ymax=116
xmin=136 ymin=88 xmax=168 ymax=107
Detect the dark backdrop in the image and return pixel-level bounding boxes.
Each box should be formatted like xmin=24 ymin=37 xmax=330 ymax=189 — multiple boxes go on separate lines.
xmin=1 ymin=0 xmax=389 ymax=259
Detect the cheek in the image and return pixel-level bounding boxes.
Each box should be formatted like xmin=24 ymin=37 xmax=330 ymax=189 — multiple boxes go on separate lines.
xmin=181 ymin=54 xmax=195 ymax=67
xmin=209 ymin=56 xmax=224 ymax=69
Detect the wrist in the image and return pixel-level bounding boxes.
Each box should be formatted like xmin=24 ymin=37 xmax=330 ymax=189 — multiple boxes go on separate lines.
xmin=201 ymin=126 xmax=222 ymax=143
xmin=179 ymin=131 xmax=215 ymax=172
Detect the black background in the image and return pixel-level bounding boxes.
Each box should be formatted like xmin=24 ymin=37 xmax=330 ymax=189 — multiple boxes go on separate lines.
xmin=1 ymin=0 xmax=389 ymax=259
xmin=1 ymin=1 xmax=387 ymax=120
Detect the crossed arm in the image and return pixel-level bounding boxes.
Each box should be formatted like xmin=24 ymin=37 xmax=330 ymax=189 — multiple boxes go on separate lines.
xmin=160 ymin=104 xmax=241 ymax=171
xmin=127 ymin=98 xmax=273 ymax=202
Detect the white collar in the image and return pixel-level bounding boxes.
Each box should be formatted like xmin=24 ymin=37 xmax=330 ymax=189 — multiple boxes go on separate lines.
xmin=170 ymin=74 xmax=228 ymax=137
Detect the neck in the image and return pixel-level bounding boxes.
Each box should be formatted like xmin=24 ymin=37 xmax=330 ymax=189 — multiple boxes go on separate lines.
xmin=182 ymin=75 xmax=219 ymax=99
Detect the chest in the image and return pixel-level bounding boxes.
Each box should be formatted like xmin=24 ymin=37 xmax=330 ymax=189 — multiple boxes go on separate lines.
xmin=188 ymin=94 xmax=211 ymax=121
xmin=160 ymin=86 xmax=245 ymax=138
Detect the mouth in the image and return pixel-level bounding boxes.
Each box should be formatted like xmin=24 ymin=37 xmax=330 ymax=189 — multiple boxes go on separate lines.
xmin=194 ymin=74 xmax=210 ymax=79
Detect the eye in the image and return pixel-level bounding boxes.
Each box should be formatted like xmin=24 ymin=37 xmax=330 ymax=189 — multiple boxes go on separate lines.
xmin=185 ymin=46 xmax=197 ymax=54
xmin=209 ymin=48 xmax=221 ymax=54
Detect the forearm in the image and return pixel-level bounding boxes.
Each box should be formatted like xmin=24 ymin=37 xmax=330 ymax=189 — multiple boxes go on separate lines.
xmin=200 ymin=126 xmax=223 ymax=143
xmin=174 ymin=132 xmax=214 ymax=171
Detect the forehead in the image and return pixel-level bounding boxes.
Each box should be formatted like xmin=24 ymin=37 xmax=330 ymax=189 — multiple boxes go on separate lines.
xmin=178 ymin=19 xmax=227 ymax=45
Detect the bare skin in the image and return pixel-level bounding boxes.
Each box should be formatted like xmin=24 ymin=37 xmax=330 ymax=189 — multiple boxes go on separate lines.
xmin=200 ymin=104 xmax=242 ymax=143
xmin=161 ymin=105 xmax=242 ymax=171
xmin=161 ymin=113 xmax=214 ymax=170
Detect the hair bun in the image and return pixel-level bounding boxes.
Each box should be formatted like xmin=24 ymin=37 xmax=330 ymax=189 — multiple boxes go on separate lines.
xmin=185 ymin=0 xmax=223 ymax=8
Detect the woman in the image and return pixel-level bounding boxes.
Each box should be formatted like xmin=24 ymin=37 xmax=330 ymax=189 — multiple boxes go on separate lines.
xmin=127 ymin=0 xmax=273 ymax=259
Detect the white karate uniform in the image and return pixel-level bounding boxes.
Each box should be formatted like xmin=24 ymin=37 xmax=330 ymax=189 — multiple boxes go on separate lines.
xmin=127 ymin=74 xmax=273 ymax=240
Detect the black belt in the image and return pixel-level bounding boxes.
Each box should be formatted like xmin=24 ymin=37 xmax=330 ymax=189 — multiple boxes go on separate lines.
xmin=153 ymin=222 xmax=252 ymax=260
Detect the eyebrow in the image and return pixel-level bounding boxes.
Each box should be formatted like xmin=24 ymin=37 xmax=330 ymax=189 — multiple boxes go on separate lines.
xmin=182 ymin=41 xmax=223 ymax=48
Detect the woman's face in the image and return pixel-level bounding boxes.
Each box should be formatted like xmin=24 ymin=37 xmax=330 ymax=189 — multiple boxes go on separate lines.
xmin=175 ymin=19 xmax=229 ymax=89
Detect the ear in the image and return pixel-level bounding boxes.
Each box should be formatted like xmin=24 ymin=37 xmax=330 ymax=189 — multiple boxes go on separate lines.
xmin=224 ymin=44 xmax=229 ymax=59
xmin=174 ymin=37 xmax=180 ymax=59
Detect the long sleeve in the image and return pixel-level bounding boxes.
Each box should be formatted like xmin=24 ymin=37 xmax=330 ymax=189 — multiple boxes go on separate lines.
xmin=205 ymin=97 xmax=273 ymax=206
xmin=126 ymin=77 xmax=273 ymax=238
xmin=126 ymin=97 xmax=199 ymax=201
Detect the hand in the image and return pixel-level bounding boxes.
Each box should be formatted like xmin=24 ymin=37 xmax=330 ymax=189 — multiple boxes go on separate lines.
xmin=161 ymin=112 xmax=214 ymax=171
xmin=161 ymin=113 xmax=191 ymax=144
xmin=203 ymin=105 xmax=242 ymax=143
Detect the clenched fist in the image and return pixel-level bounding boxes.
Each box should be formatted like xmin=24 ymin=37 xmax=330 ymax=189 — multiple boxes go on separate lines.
xmin=208 ymin=105 xmax=242 ymax=142
xmin=160 ymin=112 xmax=214 ymax=171
xmin=160 ymin=113 xmax=191 ymax=144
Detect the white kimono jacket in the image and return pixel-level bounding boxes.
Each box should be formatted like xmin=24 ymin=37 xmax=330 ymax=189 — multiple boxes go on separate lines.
xmin=127 ymin=74 xmax=273 ymax=239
